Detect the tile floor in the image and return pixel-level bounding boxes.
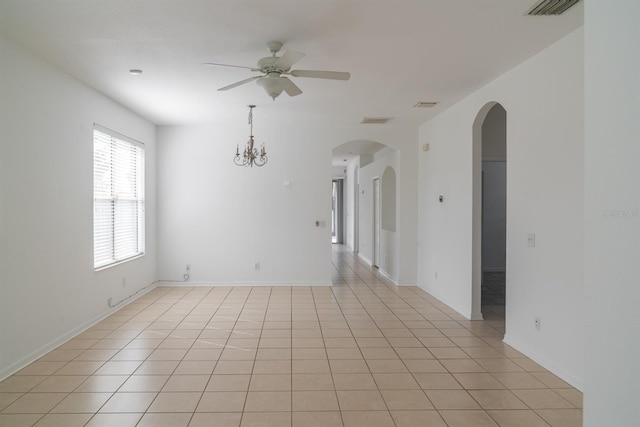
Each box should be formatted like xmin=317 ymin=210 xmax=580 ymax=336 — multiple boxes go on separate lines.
xmin=0 ymin=245 xmax=582 ymax=426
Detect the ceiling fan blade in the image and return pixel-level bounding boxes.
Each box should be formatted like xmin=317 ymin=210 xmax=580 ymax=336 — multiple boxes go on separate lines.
xmin=274 ymin=50 xmax=305 ymax=71
xmin=280 ymin=77 xmax=303 ymax=97
xmin=203 ymin=62 xmax=259 ymax=71
xmin=218 ymin=76 xmax=261 ymax=91
xmin=289 ymin=70 xmax=351 ymax=80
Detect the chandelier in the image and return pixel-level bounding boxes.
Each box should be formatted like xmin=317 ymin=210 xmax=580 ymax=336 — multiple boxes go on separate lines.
xmin=234 ymin=105 xmax=267 ymax=167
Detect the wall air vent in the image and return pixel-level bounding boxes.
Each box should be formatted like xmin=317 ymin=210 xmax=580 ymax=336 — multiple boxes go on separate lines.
xmin=527 ymin=0 xmax=580 ymax=15
xmin=360 ymin=117 xmax=392 ymax=124
xmin=414 ymin=102 xmax=439 ymax=108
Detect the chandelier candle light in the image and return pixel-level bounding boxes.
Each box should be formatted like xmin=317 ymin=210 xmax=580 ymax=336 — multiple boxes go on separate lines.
xmin=234 ymin=105 xmax=267 ymax=167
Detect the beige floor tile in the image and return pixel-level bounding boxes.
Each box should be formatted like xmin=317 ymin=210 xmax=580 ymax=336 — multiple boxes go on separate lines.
xmin=512 ymin=389 xmax=575 ymax=409
xmin=99 ymin=392 xmax=156 ymax=413
xmin=292 ymin=390 xmax=339 ymax=411
xmin=0 ymin=393 xmax=23 ymax=411
xmin=530 ymin=372 xmax=572 ymax=389
xmin=336 ymin=390 xmax=386 ymax=410
xmin=119 ymin=375 xmax=168 ymax=392
xmin=553 ymin=388 xmax=583 ymax=408
xmin=440 ymin=359 xmax=486 ymax=373
xmin=329 ymin=359 xmax=370 ymax=374
xmin=75 ymin=376 xmax=128 ymax=393
xmin=256 ymin=349 xmax=292 ymax=361
xmin=453 ymin=373 xmax=505 ymax=390
xmin=134 ymin=360 xmax=179 ymax=375
xmin=252 ymin=360 xmax=291 ymax=374
xmin=50 ymin=392 xmax=112 ymax=413
xmin=161 ymin=374 xmax=209 ymax=392
xmin=469 ymin=390 xmax=528 ymax=410
xmin=0 ymin=376 xmax=46 ymax=393
xmin=333 ymin=373 xmax=377 ymax=390
xmin=0 ymin=414 xmax=45 ymax=426
xmin=33 ymin=413 xmax=93 ymax=426
xmin=341 ymin=410 xmax=394 ymax=427
xmin=86 ymin=413 xmax=143 ymax=426
xmin=173 ymin=360 xmax=217 ymax=375
xmin=240 ymin=411 xmax=291 ymax=427
xmin=190 ymin=412 xmax=242 ymax=426
xmin=403 ymin=359 xmax=446 ymax=373
xmin=380 ymin=390 xmax=434 ymax=410
xmin=476 ymin=359 xmax=524 ymax=373
xmin=196 ymin=391 xmax=247 ymax=412
xmin=249 ymin=374 xmax=291 ymax=391
xmin=292 ymin=360 xmax=330 ymax=374
xmin=373 ymin=373 xmax=420 ymax=390
xmin=413 ymin=373 xmax=462 ymax=390
xmin=326 ymin=348 xmax=363 ymax=360
xmin=214 ymin=361 xmax=254 ymax=374
xmin=15 ymin=362 xmax=65 ymax=376
xmin=292 ymin=373 xmax=334 ymax=390
xmin=32 ymin=376 xmax=88 ymax=392
xmin=54 ymin=361 xmax=105 ymax=376
xmin=439 ymin=410 xmax=498 ymax=427
xmin=147 ymin=392 xmax=202 ymax=412
xmin=487 ymin=409 xmax=551 ymax=427
xmin=536 ymin=408 xmax=582 ymax=427
xmin=390 ymin=410 xmax=447 ymax=427
xmin=136 ymin=412 xmax=192 ymax=427
xmin=292 ymin=411 xmax=342 ymax=427
xmin=244 ymin=391 xmax=291 ymax=412
xmin=2 ymin=392 xmax=67 ymax=413
xmin=424 ymin=390 xmax=481 ymax=410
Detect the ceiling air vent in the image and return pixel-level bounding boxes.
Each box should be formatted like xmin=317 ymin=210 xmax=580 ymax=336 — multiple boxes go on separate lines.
xmin=360 ymin=117 xmax=392 ymax=124
xmin=414 ymin=102 xmax=439 ymax=108
xmin=527 ymin=0 xmax=580 ymax=15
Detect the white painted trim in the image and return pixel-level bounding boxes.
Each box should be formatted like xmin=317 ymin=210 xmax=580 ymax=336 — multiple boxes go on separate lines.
xmin=470 ymin=311 xmax=484 ymax=321
xmin=0 ymin=281 xmax=159 ymax=382
xmin=377 ymin=268 xmax=398 ymax=286
xmin=358 ymin=253 xmax=372 ymax=267
xmin=157 ymin=281 xmax=333 ymax=287
xmin=503 ymin=334 xmax=583 ymax=391
xmin=397 ymin=281 xmax=418 ymax=287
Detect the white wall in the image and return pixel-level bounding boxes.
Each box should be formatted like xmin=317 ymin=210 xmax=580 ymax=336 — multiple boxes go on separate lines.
xmin=156 ymin=122 xmax=333 ymax=286
xmin=418 ymin=29 xmax=585 ymax=388
xmin=0 ymin=36 xmax=157 ymax=378
xmin=157 ymin=120 xmax=418 ymax=287
xmin=584 ymin=1 xmax=640 ymax=425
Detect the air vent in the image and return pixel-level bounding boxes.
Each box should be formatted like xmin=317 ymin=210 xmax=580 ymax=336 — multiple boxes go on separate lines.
xmin=414 ymin=102 xmax=439 ymax=108
xmin=360 ymin=117 xmax=392 ymax=124
xmin=527 ymin=0 xmax=580 ymax=15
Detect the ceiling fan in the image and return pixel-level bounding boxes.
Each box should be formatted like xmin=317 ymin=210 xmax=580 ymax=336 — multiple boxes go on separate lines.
xmin=203 ymin=41 xmax=350 ymax=100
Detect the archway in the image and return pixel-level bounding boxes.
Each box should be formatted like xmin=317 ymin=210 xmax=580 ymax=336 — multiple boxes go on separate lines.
xmin=472 ymin=102 xmax=507 ymax=321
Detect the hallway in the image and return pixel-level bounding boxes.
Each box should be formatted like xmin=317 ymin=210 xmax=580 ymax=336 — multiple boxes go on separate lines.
xmin=0 ymin=246 xmax=581 ymax=426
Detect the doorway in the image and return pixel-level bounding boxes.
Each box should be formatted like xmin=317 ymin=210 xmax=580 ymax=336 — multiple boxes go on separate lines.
xmin=472 ymin=102 xmax=507 ymax=321
xmin=373 ymin=177 xmax=380 ymax=268
xmin=331 ymin=179 xmax=344 ymax=244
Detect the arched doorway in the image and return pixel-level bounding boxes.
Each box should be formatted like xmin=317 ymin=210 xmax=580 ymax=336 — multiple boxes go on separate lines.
xmin=472 ymin=102 xmax=507 ymax=322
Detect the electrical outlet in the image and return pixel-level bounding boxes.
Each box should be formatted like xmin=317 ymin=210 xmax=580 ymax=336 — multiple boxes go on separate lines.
xmin=534 ymin=317 xmax=541 ymax=331
xmin=527 ymin=233 xmax=536 ymax=248
xmin=255 ymin=262 xmax=260 ymax=271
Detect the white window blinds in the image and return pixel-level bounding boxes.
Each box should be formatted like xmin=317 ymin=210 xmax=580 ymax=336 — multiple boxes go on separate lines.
xmin=93 ymin=125 xmax=145 ymax=270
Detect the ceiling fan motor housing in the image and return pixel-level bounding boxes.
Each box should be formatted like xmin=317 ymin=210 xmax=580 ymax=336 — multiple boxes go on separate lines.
xmin=257 ymin=56 xmax=281 ymax=72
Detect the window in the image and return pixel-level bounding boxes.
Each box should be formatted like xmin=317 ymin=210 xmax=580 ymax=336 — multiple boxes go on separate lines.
xmin=93 ymin=125 xmax=145 ymax=270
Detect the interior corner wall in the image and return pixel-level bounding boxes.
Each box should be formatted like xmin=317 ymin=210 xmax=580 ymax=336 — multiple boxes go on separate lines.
xmin=0 ymin=36 xmax=157 ymax=379
xmin=417 ymin=28 xmax=584 ymax=388
xmin=156 ymin=123 xmax=332 ymax=286
xmin=344 ymin=159 xmax=359 ymax=252
xmin=584 ymin=1 xmax=640 ymax=425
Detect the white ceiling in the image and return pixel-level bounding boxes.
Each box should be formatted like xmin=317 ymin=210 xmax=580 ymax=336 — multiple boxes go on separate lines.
xmin=0 ymin=0 xmax=582 ymax=133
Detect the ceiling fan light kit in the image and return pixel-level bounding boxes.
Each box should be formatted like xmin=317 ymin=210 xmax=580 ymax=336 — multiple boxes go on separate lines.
xmin=205 ymin=41 xmax=351 ymax=100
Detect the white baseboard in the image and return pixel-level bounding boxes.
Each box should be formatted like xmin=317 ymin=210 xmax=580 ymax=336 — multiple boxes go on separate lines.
xmin=358 ymin=253 xmax=372 ymax=267
xmin=503 ymin=334 xmax=583 ymax=391
xmin=0 ymin=281 xmax=158 ymax=382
